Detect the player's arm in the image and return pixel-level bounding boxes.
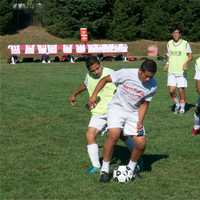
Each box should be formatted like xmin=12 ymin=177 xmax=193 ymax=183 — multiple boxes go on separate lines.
xmin=137 ymin=101 xmax=150 ymax=130
xmin=183 ymin=43 xmax=193 ymax=70
xmin=183 ymin=53 xmax=192 ymax=70
xmin=68 ymin=83 xmax=87 ymax=105
xmin=164 ymin=44 xmax=169 ymax=72
xmin=88 ymin=75 xmax=112 ymax=109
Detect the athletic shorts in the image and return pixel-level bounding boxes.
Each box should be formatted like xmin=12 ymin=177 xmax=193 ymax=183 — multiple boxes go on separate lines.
xmin=167 ymin=74 xmax=187 ymax=88
xmin=107 ymin=105 xmax=145 ymax=136
xmin=194 ymin=66 xmax=200 ymax=80
xmin=88 ymin=114 xmax=107 ymax=134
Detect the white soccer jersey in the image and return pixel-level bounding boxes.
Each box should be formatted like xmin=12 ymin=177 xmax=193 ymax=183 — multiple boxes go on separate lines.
xmin=109 ymin=69 xmax=157 ymax=112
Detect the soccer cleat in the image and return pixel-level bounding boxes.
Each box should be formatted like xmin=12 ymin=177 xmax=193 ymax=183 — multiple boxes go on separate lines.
xmin=99 ymin=171 xmax=110 ymax=183
xmin=129 ymin=165 xmax=143 ymax=181
xmin=192 ymin=128 xmax=200 ymax=136
xmin=86 ymin=166 xmax=100 ymax=174
xmin=174 ymin=105 xmax=180 ymax=114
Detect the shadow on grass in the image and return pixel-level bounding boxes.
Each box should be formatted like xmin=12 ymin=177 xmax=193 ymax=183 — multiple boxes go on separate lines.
xmin=171 ymin=103 xmax=195 ymax=112
xmin=109 ymin=145 xmax=169 ymax=172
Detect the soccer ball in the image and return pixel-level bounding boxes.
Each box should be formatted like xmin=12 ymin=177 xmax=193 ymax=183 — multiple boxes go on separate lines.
xmin=113 ymin=165 xmax=133 ymax=183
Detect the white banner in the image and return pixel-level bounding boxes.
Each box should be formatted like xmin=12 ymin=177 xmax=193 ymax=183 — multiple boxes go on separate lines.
xmin=75 ymin=44 xmax=86 ymax=53
xmin=8 ymin=44 xmax=128 ymax=55
xmin=63 ymin=45 xmax=73 ymax=53
xmin=8 ymin=45 xmax=20 ymax=54
xmin=47 ymin=45 xmax=57 ymax=54
xmin=37 ymin=45 xmax=47 ymax=54
xmin=88 ymin=44 xmax=128 ymax=53
xmin=25 ymin=45 xmax=35 ymax=54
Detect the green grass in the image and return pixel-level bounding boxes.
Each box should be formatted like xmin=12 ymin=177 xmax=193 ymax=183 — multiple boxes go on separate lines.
xmin=0 ymin=60 xmax=200 ymax=200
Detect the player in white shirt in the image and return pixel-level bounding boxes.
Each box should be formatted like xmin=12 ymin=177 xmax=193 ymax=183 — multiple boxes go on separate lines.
xmin=88 ymin=59 xmax=157 ymax=182
xmin=192 ymin=57 xmax=200 ymax=136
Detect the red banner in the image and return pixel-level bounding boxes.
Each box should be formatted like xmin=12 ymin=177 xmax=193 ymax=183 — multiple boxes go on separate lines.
xmin=80 ymin=28 xmax=88 ymax=43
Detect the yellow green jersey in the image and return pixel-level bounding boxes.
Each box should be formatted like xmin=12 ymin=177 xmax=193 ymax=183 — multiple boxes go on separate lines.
xmin=167 ymin=39 xmax=192 ymax=75
xmin=84 ymin=67 xmax=116 ymax=116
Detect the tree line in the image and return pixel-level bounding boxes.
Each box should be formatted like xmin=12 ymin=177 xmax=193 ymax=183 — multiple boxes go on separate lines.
xmin=0 ymin=0 xmax=199 ymax=41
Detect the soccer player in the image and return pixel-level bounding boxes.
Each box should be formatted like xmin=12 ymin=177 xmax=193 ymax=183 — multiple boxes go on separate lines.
xmin=192 ymin=57 xmax=200 ymax=136
xmin=68 ymin=56 xmax=133 ymax=174
xmin=88 ymin=59 xmax=157 ymax=182
xmin=165 ymin=26 xmax=192 ymax=114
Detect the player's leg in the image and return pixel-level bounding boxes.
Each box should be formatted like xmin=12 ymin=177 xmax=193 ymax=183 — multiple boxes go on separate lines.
xmin=178 ymin=87 xmax=186 ymax=113
xmin=192 ymin=79 xmax=200 ymax=136
xmin=119 ymin=134 xmax=134 ymax=152
xmin=86 ymin=127 xmax=100 ymax=171
xmin=192 ymin=96 xmax=200 ymax=135
xmin=168 ymin=74 xmax=179 ymax=112
xmin=128 ymin=136 xmax=146 ymax=172
xmin=100 ymin=106 xmax=124 ymax=182
xmin=101 ymin=128 xmax=121 ymax=171
xmin=86 ymin=115 xmax=107 ymax=173
xmin=177 ymin=75 xmax=187 ymax=113
xmin=124 ymin=112 xmax=145 ymax=177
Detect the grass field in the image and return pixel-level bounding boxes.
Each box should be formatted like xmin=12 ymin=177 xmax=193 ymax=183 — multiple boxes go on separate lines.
xmin=1 ymin=59 xmax=200 ymax=200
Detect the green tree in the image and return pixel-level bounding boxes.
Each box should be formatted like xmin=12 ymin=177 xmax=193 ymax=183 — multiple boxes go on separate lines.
xmin=41 ymin=0 xmax=110 ymax=39
xmin=109 ymin=0 xmax=140 ymax=41
xmin=0 ymin=0 xmax=14 ymax=34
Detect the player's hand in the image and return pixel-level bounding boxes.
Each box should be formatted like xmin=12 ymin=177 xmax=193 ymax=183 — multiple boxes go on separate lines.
xmin=87 ymin=96 xmax=97 ymax=110
xmin=137 ymin=121 xmax=143 ymax=131
xmin=68 ymin=95 xmax=76 ymax=106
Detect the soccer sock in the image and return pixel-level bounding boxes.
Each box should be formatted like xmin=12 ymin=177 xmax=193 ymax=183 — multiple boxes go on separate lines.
xmin=124 ymin=136 xmax=134 ymax=152
xmin=87 ymin=144 xmax=100 ymax=168
xmin=127 ymin=160 xmax=137 ymax=172
xmin=194 ymin=113 xmax=200 ymax=129
xmin=180 ymin=102 xmax=185 ymax=110
xmin=101 ymin=160 xmax=110 ymax=173
xmin=172 ymin=97 xmax=179 ymax=106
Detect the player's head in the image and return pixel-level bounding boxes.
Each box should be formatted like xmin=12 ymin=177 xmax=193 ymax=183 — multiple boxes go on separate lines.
xmin=85 ymin=56 xmax=103 ymax=78
xmin=139 ymin=59 xmax=157 ymax=82
xmin=171 ymin=26 xmax=182 ymax=42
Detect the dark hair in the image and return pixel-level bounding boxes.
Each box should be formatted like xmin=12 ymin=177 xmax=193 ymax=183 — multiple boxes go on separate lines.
xmin=140 ymin=59 xmax=157 ymax=74
xmin=170 ymin=24 xmax=183 ymax=34
xmin=85 ymin=56 xmax=100 ymax=70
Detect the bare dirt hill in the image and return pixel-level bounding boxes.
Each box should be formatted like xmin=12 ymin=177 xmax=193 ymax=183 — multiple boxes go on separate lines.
xmin=0 ymin=26 xmax=199 ymax=62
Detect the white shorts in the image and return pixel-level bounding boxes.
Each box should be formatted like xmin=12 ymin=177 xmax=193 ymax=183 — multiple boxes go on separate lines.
xmin=194 ymin=66 xmax=200 ymax=80
xmin=167 ymin=74 xmax=187 ymax=88
xmin=107 ymin=105 xmax=145 ymax=136
xmin=88 ymin=114 xmax=107 ymax=133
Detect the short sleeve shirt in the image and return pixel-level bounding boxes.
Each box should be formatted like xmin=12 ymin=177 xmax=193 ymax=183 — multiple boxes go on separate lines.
xmin=110 ymin=68 xmax=157 ymax=112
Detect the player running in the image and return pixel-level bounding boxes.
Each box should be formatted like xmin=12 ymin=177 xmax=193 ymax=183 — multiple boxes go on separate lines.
xmin=88 ymin=59 xmax=157 ymax=182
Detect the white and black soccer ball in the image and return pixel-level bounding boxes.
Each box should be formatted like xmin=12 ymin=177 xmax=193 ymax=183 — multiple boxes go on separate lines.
xmin=113 ymin=165 xmax=133 ymax=183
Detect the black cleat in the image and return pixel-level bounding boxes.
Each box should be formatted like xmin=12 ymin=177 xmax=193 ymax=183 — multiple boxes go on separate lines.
xmin=130 ymin=165 xmax=143 ymax=181
xmin=99 ymin=171 xmax=110 ymax=183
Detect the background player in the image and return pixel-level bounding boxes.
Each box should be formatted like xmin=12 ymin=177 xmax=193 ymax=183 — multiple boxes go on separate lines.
xmin=165 ymin=26 xmax=192 ymax=113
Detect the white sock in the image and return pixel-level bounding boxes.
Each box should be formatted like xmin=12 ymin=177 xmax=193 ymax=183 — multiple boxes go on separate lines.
xmin=194 ymin=113 xmax=200 ymax=129
xmin=173 ymin=97 xmax=179 ymax=106
xmin=127 ymin=160 xmax=137 ymax=171
xmin=180 ymin=102 xmax=185 ymax=110
xmin=101 ymin=160 xmax=110 ymax=173
xmin=124 ymin=136 xmax=134 ymax=152
xmin=87 ymin=144 xmax=100 ymax=168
